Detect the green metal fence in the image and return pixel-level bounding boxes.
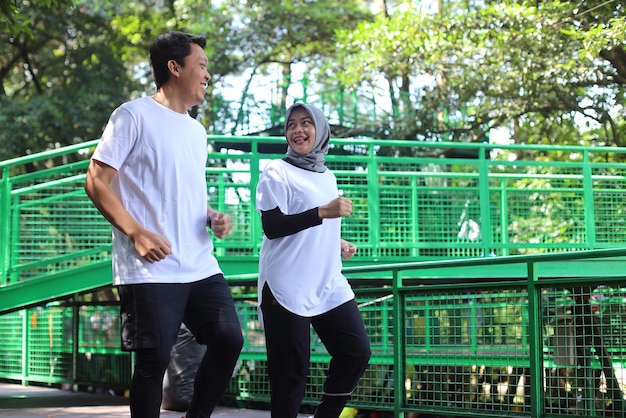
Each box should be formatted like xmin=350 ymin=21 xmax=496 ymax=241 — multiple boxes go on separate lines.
xmin=232 ymin=251 xmax=626 ymax=417
xmin=4 ymin=137 xmax=626 ymax=416
xmin=2 ymin=250 xmax=626 ymax=417
xmin=3 ymin=137 xmax=626 ymax=305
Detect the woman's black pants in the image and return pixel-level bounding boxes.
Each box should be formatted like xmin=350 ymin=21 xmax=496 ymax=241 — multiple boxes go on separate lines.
xmin=261 ymin=284 xmax=371 ymax=418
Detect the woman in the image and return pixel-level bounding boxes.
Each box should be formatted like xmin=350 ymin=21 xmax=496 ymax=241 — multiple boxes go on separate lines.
xmin=256 ymin=103 xmax=371 ymax=418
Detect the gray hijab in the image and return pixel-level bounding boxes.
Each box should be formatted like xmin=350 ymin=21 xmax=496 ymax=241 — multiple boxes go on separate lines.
xmin=283 ymin=103 xmax=330 ymax=173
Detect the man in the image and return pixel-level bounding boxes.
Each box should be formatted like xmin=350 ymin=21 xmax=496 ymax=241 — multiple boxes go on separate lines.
xmin=84 ymin=31 xmax=243 ymax=418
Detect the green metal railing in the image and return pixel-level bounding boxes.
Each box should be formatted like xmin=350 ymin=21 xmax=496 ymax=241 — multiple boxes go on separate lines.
xmin=2 ymin=249 xmax=626 ymax=417
xmin=4 ymin=137 xmax=626 ymax=416
xmin=3 ymin=137 xmax=626 ymax=302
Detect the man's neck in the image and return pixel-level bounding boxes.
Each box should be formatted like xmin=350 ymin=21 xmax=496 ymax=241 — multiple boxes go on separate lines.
xmin=152 ymin=89 xmax=188 ymax=114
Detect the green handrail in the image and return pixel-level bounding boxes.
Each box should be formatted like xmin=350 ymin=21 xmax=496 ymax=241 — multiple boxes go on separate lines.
xmin=4 ymin=136 xmax=626 ymax=304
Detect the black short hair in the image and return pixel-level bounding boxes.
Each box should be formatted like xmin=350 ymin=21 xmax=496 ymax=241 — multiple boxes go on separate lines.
xmin=149 ymin=31 xmax=207 ymax=89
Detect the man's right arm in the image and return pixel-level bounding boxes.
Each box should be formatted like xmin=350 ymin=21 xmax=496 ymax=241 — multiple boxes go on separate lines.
xmin=84 ymin=159 xmax=171 ymax=263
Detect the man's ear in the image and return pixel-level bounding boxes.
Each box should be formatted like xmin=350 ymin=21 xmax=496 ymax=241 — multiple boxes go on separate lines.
xmin=167 ymin=60 xmax=180 ymax=77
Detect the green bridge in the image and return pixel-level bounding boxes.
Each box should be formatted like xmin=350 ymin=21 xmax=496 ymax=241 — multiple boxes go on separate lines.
xmin=2 ymin=136 xmax=626 ymax=417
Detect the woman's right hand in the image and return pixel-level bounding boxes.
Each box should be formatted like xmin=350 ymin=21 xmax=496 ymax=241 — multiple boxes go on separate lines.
xmin=319 ymin=197 xmax=353 ymax=219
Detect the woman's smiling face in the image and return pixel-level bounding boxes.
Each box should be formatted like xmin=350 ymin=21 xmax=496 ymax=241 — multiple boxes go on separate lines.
xmin=286 ymin=107 xmax=316 ymax=155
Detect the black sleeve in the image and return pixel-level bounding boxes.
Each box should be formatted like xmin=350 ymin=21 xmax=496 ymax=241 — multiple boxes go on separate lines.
xmin=261 ymin=206 xmax=322 ymax=239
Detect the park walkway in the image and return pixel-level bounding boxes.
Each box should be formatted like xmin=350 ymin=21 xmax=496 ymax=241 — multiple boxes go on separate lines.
xmin=0 ymin=382 xmax=309 ymax=418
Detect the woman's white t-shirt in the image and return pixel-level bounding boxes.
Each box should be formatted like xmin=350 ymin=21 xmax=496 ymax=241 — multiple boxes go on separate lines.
xmin=256 ymin=159 xmax=354 ymax=318
xmin=92 ymin=96 xmax=221 ymax=285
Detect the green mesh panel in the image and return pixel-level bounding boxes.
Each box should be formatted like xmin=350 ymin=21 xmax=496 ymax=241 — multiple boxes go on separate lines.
xmin=0 ymin=311 xmax=25 ymax=377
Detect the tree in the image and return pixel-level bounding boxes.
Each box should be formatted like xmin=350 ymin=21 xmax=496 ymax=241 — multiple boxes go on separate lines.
xmin=219 ymin=0 xmax=374 ymax=134
xmin=0 ymin=2 xmax=139 ymax=161
xmin=330 ymin=0 xmax=626 ymax=146
xmin=0 ymin=0 xmax=242 ymax=160
xmin=0 ymin=0 xmax=72 ymax=36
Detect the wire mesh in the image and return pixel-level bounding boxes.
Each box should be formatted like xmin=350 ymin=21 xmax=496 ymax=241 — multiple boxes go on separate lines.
xmin=5 ymin=139 xmax=626 ymax=416
xmin=26 ymin=304 xmax=73 ymax=382
xmin=542 ymin=285 xmax=626 ymax=416
xmin=1 ymin=277 xmax=626 ymax=416
xmin=6 ymin=138 xmax=626 ymax=290
xmin=0 ymin=311 xmax=25 ymax=377
xmin=403 ymin=289 xmax=529 ymax=414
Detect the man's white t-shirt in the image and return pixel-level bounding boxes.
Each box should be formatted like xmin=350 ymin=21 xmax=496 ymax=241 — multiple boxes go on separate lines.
xmin=92 ymin=96 xmax=221 ymax=285
xmin=256 ymin=159 xmax=354 ymax=318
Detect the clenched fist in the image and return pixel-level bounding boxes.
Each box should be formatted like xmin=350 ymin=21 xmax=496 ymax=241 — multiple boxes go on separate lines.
xmin=319 ymin=197 xmax=353 ymax=219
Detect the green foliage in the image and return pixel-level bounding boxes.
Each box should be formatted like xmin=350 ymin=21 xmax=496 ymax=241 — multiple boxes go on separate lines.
xmin=331 ymin=0 xmax=626 ymax=145
xmin=3 ymin=0 xmax=626 ymax=158
xmin=0 ymin=0 xmax=244 ymax=159
xmin=0 ymin=0 xmax=72 ymax=36
xmin=225 ymin=0 xmax=372 ymax=66
xmin=213 ymin=0 xmax=374 ymax=129
xmin=0 ymin=2 xmax=138 ymax=160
